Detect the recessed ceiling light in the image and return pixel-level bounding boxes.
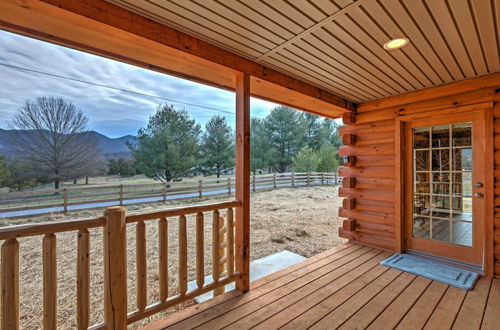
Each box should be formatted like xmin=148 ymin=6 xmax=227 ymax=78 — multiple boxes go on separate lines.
xmin=383 ymin=38 xmax=409 ymax=50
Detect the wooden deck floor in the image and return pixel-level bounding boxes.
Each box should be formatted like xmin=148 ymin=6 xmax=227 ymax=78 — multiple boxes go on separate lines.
xmin=142 ymin=243 xmax=500 ymax=330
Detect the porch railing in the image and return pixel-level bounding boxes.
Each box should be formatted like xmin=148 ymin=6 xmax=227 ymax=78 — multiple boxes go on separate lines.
xmin=0 ymin=200 xmax=241 ymax=329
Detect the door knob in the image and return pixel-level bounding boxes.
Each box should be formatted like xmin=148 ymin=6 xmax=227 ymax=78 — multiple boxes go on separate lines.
xmin=474 ymin=192 xmax=484 ymax=198
xmin=475 ymin=182 xmax=483 ymax=188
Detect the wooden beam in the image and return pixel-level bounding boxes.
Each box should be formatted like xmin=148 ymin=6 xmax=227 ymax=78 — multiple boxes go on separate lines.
xmin=235 ymin=72 xmax=250 ymax=292
xmin=0 ymin=0 xmax=355 ymax=116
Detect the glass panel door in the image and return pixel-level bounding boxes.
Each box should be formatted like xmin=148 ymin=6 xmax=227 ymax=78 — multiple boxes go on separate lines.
xmin=412 ymin=123 xmax=472 ymax=247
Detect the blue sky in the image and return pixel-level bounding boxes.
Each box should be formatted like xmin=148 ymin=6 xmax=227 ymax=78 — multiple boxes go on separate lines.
xmin=0 ymin=30 xmax=279 ymax=137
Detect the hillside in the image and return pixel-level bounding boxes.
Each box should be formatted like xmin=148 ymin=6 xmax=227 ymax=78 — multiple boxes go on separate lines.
xmin=0 ymin=128 xmax=136 ymax=159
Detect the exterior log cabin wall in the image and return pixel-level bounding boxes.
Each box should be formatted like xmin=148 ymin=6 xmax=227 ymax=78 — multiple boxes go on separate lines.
xmin=337 ymin=73 xmax=500 ymax=278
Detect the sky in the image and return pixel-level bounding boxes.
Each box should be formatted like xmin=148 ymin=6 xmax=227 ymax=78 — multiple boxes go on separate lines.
xmin=0 ymin=30 xmax=280 ymax=138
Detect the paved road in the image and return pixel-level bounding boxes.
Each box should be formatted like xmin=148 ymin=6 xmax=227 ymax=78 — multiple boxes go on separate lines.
xmin=0 ymin=180 xmax=335 ymax=218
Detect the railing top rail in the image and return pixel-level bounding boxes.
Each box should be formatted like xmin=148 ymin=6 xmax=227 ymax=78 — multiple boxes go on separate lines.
xmin=0 ymin=217 xmax=106 ymax=240
xmin=126 ymin=200 xmax=241 ymax=223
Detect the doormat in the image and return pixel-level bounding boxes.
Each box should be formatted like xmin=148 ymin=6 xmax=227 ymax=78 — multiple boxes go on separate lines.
xmin=381 ymin=254 xmax=480 ymax=290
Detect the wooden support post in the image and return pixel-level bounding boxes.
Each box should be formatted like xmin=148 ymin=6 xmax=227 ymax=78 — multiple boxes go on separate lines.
xmin=158 ymin=217 xmax=168 ymax=302
xmin=2 ymin=238 xmax=19 ymax=330
xmin=273 ymin=173 xmax=277 ymax=189
xmin=63 ymin=188 xmax=68 ymax=214
xmin=292 ymin=172 xmax=295 ymax=187
xmin=103 ymin=206 xmax=127 ymax=329
xmin=228 ymin=177 xmax=231 ymax=196
xmin=77 ymin=229 xmax=90 ymax=330
xmin=235 ymin=72 xmax=250 ymax=293
xmin=43 ymin=233 xmax=57 ymax=330
xmin=252 ymin=175 xmax=256 ymax=192
xmin=119 ymin=184 xmax=124 ymax=206
xmin=199 ymin=180 xmax=203 ymax=199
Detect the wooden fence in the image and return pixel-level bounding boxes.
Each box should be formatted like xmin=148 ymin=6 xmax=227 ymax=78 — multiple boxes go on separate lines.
xmin=0 ymin=200 xmax=240 ymax=329
xmin=0 ymin=172 xmax=338 ymax=216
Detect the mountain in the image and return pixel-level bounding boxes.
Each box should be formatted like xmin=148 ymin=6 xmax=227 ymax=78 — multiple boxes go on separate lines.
xmin=0 ymin=129 xmax=136 ymax=159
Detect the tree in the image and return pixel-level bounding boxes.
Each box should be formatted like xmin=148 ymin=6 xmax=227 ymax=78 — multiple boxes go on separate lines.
xmin=292 ymin=149 xmax=320 ymax=172
xmin=0 ymin=156 xmax=10 ymax=187
xmin=317 ymin=143 xmax=340 ymax=173
xmin=108 ymin=158 xmax=137 ymax=177
xmin=201 ymin=115 xmax=234 ymax=178
xmin=5 ymin=158 xmax=41 ymax=191
xmin=301 ymin=113 xmax=322 ymax=149
xmin=11 ymin=97 xmax=103 ymax=189
xmin=130 ymin=104 xmax=201 ymax=183
xmin=265 ymin=106 xmax=304 ymax=172
xmin=250 ymin=118 xmax=273 ymax=174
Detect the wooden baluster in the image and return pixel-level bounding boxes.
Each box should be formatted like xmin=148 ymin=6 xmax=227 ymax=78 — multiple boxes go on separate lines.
xmin=158 ymin=217 xmax=168 ymax=302
xmin=212 ymin=210 xmax=220 ymax=285
xmin=103 ymin=206 xmax=127 ymax=329
xmin=179 ymin=215 xmax=188 ymax=295
xmin=196 ymin=212 xmax=204 ymax=289
xmin=215 ymin=215 xmax=225 ymax=296
xmin=2 ymin=238 xmax=19 ymax=330
xmin=227 ymin=208 xmax=234 ymax=276
xmin=136 ymin=221 xmax=147 ymax=311
xmin=77 ymin=229 xmax=90 ymax=329
xmin=43 ymin=233 xmax=57 ymax=330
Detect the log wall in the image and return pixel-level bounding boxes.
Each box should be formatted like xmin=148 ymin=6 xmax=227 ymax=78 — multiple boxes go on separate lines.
xmin=337 ymin=72 xmax=500 ymax=278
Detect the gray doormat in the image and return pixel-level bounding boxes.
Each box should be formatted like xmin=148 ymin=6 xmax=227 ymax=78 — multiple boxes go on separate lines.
xmin=381 ymin=254 xmax=480 ymax=290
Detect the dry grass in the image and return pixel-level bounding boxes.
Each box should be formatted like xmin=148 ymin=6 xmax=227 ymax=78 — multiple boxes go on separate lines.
xmin=6 ymin=186 xmax=345 ymax=329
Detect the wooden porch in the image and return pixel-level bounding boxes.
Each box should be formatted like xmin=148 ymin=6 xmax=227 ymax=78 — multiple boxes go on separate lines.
xmin=143 ymin=242 xmax=500 ymax=330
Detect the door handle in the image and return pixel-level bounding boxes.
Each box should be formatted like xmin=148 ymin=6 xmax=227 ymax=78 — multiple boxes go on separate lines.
xmin=474 ymin=192 xmax=484 ymax=198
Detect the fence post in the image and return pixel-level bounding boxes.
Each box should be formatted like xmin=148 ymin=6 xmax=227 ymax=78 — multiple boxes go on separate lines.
xmin=252 ymin=175 xmax=256 ymax=192
xmin=63 ymin=188 xmax=68 ymax=214
xmin=273 ymin=173 xmax=277 ymax=189
xmin=335 ymin=172 xmax=338 ymax=185
xmin=119 ymin=184 xmax=124 ymax=206
xmin=321 ymin=173 xmax=324 ymax=185
xmin=227 ymin=177 xmax=231 ymax=196
xmin=162 ymin=183 xmax=167 ymax=202
xmin=292 ymin=172 xmax=295 ymax=187
xmin=103 ymin=206 xmax=127 ymax=329
xmin=199 ymin=180 xmax=203 ymax=199
xmin=307 ymin=172 xmax=310 ymax=186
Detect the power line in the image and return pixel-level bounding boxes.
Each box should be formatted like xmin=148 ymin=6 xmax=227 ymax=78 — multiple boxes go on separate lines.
xmin=0 ymin=62 xmax=236 ymax=115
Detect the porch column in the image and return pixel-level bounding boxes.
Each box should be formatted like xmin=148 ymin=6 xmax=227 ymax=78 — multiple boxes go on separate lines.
xmin=235 ymin=72 xmax=251 ymax=292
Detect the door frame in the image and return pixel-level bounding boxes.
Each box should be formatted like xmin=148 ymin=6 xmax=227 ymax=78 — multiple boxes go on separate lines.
xmin=395 ymin=102 xmax=494 ymax=276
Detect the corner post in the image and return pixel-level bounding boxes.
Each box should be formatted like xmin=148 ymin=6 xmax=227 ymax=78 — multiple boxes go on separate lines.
xmin=235 ymin=72 xmax=251 ymax=292
xmin=103 ymin=206 xmax=127 ymax=329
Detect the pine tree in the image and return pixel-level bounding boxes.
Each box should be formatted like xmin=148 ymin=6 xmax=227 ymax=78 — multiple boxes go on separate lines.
xmin=201 ymin=115 xmax=234 ymax=178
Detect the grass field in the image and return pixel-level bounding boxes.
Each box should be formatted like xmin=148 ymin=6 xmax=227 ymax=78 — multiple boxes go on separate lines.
xmin=10 ymin=185 xmax=345 ymax=329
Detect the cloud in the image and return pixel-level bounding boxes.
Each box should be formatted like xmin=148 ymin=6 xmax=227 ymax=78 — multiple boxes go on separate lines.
xmin=0 ymin=30 xmax=279 ymax=137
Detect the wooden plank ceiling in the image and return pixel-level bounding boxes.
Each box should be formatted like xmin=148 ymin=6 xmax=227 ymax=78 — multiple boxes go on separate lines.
xmin=105 ymin=0 xmax=500 ymax=104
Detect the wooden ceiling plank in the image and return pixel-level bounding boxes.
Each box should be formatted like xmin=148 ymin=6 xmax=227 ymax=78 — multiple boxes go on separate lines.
xmin=401 ymin=0 xmax=464 ymax=81
xmin=263 ymin=56 xmax=365 ymax=102
xmin=294 ymin=37 xmax=397 ymax=95
xmin=310 ymin=0 xmax=342 ymax=15
xmin=470 ymin=0 xmax=500 ymax=72
xmin=425 ymin=0 xmax=476 ymax=78
xmin=309 ymin=29 xmax=406 ymax=94
xmin=215 ymin=0 xmax=295 ymax=40
xmin=381 ymin=0 xmax=453 ymax=83
xmin=328 ymin=16 xmax=420 ymax=90
xmin=284 ymin=42 xmax=391 ymax=98
xmin=147 ymin=0 xmax=271 ymax=54
xmin=259 ymin=0 xmax=316 ymax=29
xmin=267 ymin=53 xmax=372 ymax=101
xmin=287 ymin=0 xmax=329 ymax=22
xmin=448 ymin=0 xmax=489 ymax=75
xmin=171 ymin=0 xmax=280 ymax=49
xmin=347 ymin=4 xmax=434 ymax=87
xmin=107 ymin=0 xmax=265 ymax=58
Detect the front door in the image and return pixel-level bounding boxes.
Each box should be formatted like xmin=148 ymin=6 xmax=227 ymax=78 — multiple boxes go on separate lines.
xmin=403 ymin=110 xmax=488 ymax=266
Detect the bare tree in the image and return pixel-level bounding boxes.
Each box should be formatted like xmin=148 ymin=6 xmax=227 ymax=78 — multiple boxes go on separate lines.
xmin=11 ymin=97 xmax=102 ymax=189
